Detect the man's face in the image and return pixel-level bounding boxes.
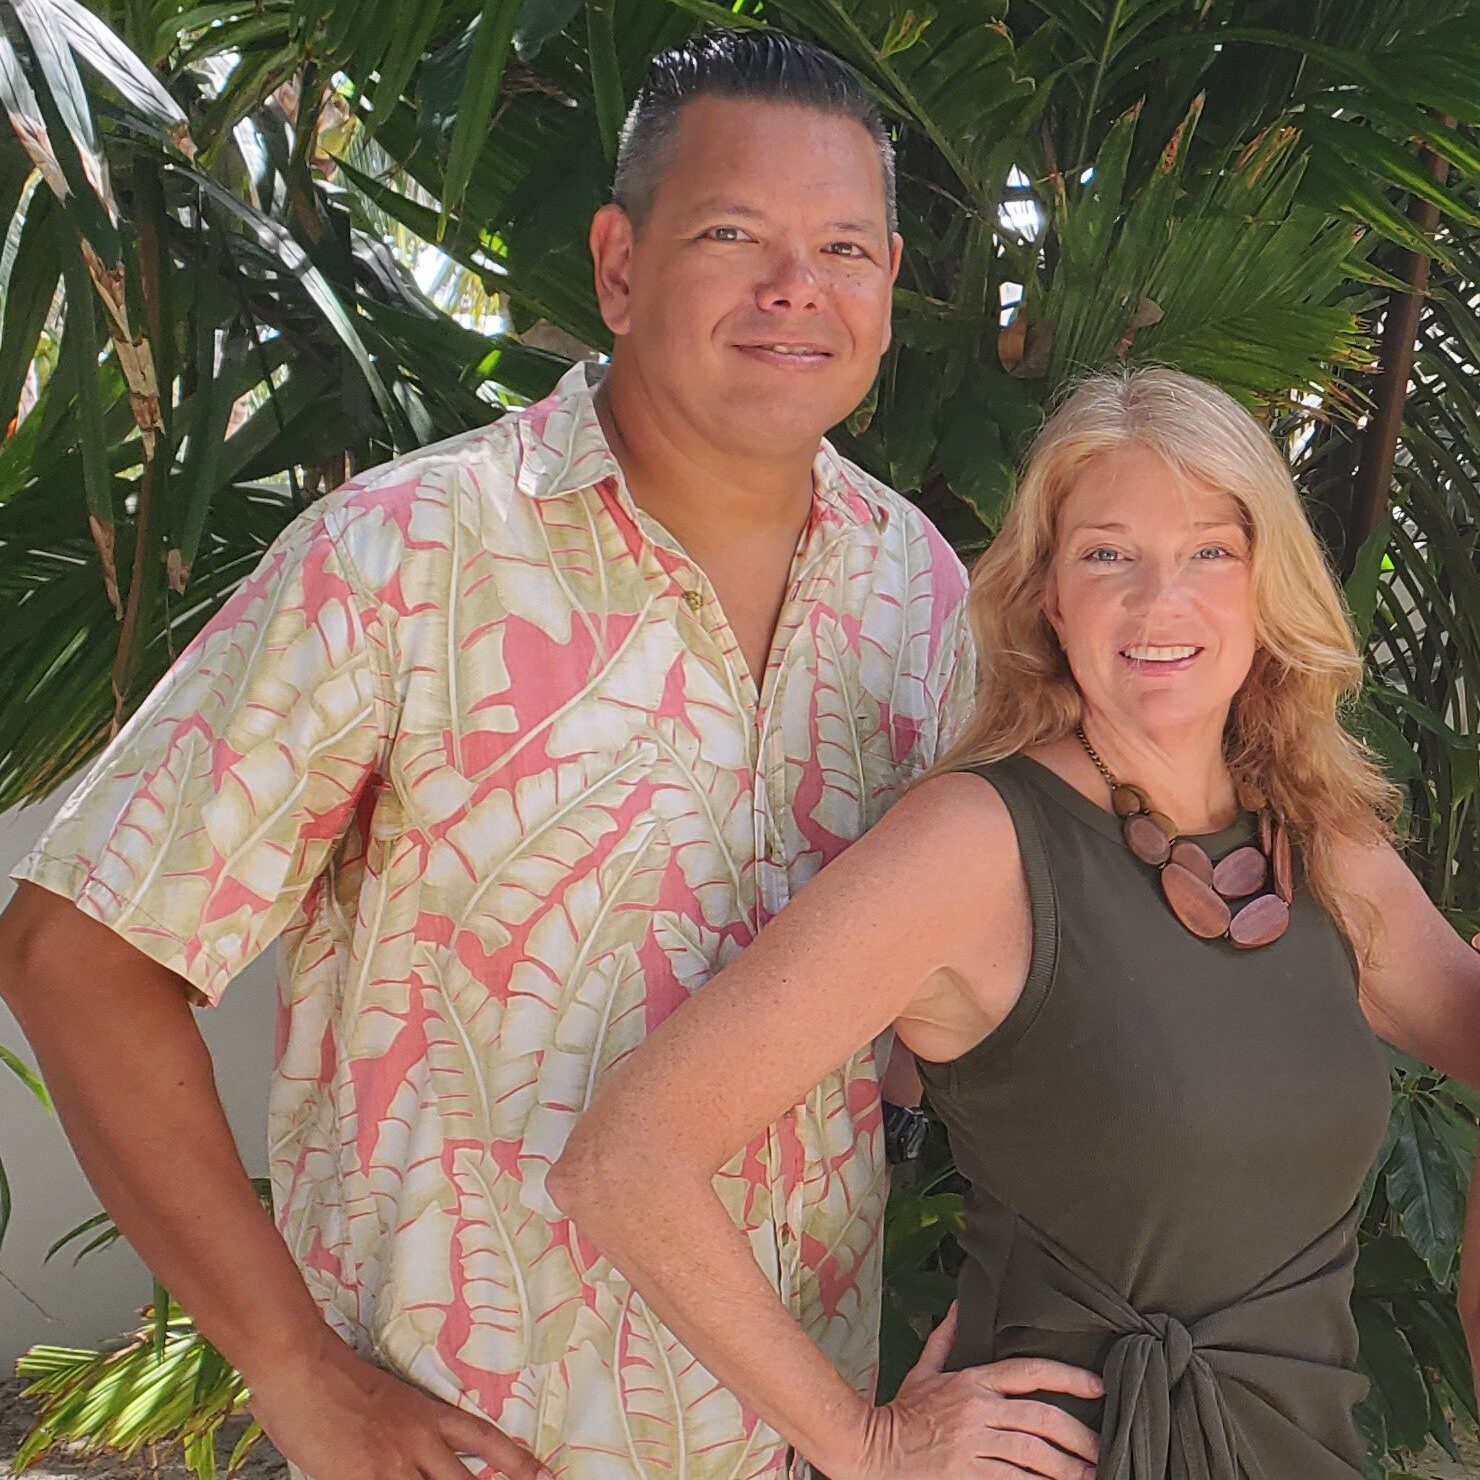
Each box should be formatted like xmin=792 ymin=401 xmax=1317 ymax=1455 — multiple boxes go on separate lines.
xmin=592 ymin=95 xmax=902 ymax=459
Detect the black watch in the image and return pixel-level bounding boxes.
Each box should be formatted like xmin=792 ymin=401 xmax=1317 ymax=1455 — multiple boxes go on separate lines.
xmin=881 ymin=1100 xmax=930 ymax=1164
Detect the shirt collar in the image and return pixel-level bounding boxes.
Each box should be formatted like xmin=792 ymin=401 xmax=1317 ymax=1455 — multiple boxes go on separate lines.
xmin=514 ymin=360 xmax=879 ymax=532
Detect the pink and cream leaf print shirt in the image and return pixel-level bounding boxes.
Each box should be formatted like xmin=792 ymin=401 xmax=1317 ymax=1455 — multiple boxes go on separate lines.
xmin=15 ymin=363 xmax=975 ymax=1479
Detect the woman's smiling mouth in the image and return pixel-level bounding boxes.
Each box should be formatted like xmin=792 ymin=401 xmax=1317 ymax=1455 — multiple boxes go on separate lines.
xmin=1119 ymin=643 xmax=1204 ymax=672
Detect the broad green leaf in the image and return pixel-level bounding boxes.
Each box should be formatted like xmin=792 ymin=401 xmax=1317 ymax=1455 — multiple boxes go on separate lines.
xmin=1385 ymin=1096 xmax=1466 ymax=1282
xmin=516 ymin=0 xmax=586 ymax=58
xmin=1355 ymin=1298 xmax=1431 ymax=1453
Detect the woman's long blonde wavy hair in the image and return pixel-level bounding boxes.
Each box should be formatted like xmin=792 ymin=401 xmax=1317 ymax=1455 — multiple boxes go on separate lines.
xmin=930 ymin=365 xmax=1402 ymax=962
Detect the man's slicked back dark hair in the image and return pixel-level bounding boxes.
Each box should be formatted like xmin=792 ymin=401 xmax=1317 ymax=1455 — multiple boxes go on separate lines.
xmin=612 ymin=29 xmax=897 ymax=233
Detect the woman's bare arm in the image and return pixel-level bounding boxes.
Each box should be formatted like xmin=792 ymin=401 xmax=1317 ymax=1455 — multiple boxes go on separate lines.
xmin=1343 ymin=838 xmax=1480 ymax=1080
xmin=548 ymin=773 xmax=1102 ymax=1480
xmin=1339 ymin=838 xmax=1480 ymax=1411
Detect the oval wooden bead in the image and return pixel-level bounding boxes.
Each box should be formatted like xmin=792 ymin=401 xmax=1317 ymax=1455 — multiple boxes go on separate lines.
xmin=1258 ymin=808 xmax=1275 ymax=856
xmin=1146 ymin=809 xmax=1178 ymax=839
xmin=1169 ymin=839 xmax=1214 ymax=884
xmin=1112 ymin=784 xmax=1148 ymax=818
xmin=1124 ymin=812 xmax=1172 ymax=865
xmin=1162 ymin=863 xmax=1232 ymax=938
xmin=1212 ymin=845 xmax=1268 ymax=898
xmin=1230 ymin=893 xmax=1290 ymax=948
xmin=1271 ymin=824 xmax=1293 ymax=903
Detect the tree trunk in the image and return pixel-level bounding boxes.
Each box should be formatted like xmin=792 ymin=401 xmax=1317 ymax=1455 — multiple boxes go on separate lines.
xmin=1343 ymin=136 xmax=1453 ymax=576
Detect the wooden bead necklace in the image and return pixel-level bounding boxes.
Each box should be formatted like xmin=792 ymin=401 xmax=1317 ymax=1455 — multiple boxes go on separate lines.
xmin=1074 ymin=727 xmax=1292 ymax=949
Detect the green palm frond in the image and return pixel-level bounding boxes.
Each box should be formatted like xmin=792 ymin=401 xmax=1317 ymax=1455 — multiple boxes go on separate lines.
xmin=13 ymin=1305 xmax=259 ymax=1479
xmin=12 ymin=1179 xmax=273 ymax=1477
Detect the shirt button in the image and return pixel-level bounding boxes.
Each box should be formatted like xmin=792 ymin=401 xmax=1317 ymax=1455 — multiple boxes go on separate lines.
xmin=683 ymin=589 xmax=704 ymax=611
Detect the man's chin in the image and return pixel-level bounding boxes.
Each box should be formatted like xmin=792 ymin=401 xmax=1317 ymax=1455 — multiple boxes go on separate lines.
xmin=713 ymin=383 xmax=865 ymax=453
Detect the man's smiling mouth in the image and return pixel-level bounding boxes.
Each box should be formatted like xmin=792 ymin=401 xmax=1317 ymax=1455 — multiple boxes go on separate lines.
xmin=735 ymin=342 xmax=835 ymax=365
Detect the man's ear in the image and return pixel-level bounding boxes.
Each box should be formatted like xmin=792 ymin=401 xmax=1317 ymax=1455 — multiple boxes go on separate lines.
xmin=590 ymin=203 xmax=636 ymax=338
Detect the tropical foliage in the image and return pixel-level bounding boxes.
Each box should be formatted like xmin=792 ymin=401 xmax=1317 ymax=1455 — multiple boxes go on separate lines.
xmin=9 ymin=1185 xmax=273 ymax=1478
xmin=1 ymin=0 xmax=1478 ymax=1474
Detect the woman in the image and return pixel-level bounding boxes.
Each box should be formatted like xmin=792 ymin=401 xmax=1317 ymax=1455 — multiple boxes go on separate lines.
xmin=548 ymin=368 xmax=1480 ymax=1479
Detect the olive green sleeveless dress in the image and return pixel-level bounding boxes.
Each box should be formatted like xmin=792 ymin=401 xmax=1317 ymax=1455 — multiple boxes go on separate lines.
xmin=915 ymin=755 xmax=1391 ymax=1480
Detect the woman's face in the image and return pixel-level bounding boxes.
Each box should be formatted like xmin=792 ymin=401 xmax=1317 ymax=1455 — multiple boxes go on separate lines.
xmin=1046 ymin=445 xmax=1258 ymax=740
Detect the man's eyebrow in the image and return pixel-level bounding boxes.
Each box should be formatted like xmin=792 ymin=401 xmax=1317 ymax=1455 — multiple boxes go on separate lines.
xmin=685 ymin=201 xmax=766 ymax=220
xmin=681 ymin=202 xmax=885 ymax=236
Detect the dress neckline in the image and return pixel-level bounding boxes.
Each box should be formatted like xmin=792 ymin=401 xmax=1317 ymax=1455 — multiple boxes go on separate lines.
xmin=1007 ymin=753 xmax=1258 ymax=856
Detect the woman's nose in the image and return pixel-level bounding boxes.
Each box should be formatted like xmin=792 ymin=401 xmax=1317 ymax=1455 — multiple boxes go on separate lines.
xmin=1123 ymin=557 xmax=1192 ymax=616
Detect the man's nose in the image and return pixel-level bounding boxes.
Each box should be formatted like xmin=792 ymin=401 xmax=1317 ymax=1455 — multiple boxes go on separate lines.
xmin=756 ymin=246 xmax=823 ymax=312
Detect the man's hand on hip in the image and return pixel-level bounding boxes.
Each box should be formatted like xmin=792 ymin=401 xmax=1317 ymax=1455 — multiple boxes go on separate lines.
xmin=246 ymin=1334 xmax=553 ymax=1480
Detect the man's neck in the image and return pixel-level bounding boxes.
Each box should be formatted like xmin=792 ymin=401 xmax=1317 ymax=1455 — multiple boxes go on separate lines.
xmin=593 ymin=361 xmax=817 ymax=561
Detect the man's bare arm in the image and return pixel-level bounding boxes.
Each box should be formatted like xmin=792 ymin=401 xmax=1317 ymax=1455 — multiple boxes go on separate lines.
xmin=0 ymin=881 xmax=549 ymax=1480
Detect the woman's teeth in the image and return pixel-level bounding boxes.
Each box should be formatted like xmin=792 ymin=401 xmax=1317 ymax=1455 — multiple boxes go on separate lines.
xmin=1120 ymin=645 xmax=1200 ymax=661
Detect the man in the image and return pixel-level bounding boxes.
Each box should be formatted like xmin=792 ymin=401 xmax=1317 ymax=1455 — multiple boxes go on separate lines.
xmin=0 ymin=30 xmax=972 ymax=1480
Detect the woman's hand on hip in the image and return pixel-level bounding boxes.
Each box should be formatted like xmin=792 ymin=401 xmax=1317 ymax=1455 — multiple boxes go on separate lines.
xmin=854 ymin=1303 xmax=1102 ymax=1480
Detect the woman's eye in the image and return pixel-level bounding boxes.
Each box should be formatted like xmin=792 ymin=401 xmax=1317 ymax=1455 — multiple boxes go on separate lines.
xmin=1084 ymin=547 xmax=1122 ymax=563
xmin=1195 ymin=545 xmax=1234 ymax=560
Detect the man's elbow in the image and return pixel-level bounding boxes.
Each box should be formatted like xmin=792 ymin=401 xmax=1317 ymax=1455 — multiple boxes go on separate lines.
xmin=0 ymin=883 xmax=59 ymax=1014
xmin=0 ymin=884 xmax=170 ymax=1026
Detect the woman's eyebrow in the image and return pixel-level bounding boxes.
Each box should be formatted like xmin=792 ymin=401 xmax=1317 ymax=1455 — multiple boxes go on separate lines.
xmin=1071 ymin=520 xmax=1244 ymax=533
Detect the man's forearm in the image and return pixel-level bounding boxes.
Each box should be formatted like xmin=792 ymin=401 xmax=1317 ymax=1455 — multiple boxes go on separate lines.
xmin=0 ymin=888 xmax=331 ymax=1387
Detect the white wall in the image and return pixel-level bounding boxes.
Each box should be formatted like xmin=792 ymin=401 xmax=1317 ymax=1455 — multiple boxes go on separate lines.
xmin=0 ymin=787 xmax=276 ymax=1369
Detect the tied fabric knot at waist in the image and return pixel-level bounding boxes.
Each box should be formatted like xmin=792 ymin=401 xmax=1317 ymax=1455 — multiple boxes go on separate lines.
xmin=989 ymin=1202 xmax=1371 ymax=1480
xmin=1099 ymin=1309 xmax=1236 ymax=1478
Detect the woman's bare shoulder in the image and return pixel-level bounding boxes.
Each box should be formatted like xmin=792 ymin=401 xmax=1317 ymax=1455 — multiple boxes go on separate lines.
xmin=848 ymin=769 xmax=1024 ymax=905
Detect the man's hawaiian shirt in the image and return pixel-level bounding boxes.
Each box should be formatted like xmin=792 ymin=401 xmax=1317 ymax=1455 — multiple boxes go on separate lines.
xmin=15 ymin=363 xmax=974 ymax=1479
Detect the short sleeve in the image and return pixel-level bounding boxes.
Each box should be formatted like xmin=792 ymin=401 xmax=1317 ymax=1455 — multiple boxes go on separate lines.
xmin=11 ymin=502 xmax=394 ymax=1005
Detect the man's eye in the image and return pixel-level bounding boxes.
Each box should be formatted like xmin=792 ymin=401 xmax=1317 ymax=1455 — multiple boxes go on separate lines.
xmin=825 ymin=241 xmax=867 ymax=258
xmin=704 ymin=226 xmax=748 ymax=242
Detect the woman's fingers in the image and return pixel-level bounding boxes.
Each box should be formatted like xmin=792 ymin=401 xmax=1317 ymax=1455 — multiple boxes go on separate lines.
xmin=977 ymin=1426 xmax=1097 ymax=1480
xmin=985 ymin=1397 xmax=1100 ymax=1464
xmin=907 ymin=1300 xmax=960 ymax=1381
xmin=979 ymin=1355 xmax=1106 ymax=1401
